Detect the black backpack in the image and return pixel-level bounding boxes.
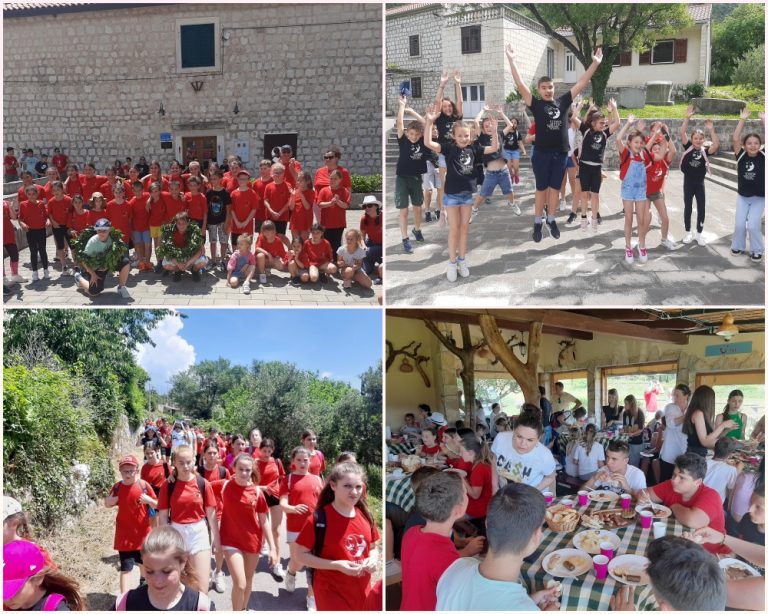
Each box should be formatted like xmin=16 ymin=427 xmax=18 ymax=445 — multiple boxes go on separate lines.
xmin=166 ymin=474 xmax=207 ymax=523
xmin=312 ymin=507 xmax=327 ymax=557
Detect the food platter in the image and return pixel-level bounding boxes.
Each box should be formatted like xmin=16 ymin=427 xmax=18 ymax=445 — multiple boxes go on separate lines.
xmin=581 ymin=507 xmax=635 ymax=529
xmin=634 ymin=503 xmax=672 ymax=519
xmin=542 ymin=548 xmax=592 ymax=578
xmin=572 ymin=529 xmax=621 ymax=555
xmin=588 ymin=490 xmax=620 ymax=503
xmin=718 ymin=558 xmax=761 ymax=580
xmin=608 ymin=554 xmax=651 ymax=585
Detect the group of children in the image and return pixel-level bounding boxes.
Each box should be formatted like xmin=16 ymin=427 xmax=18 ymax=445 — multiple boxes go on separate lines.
xmin=3 ymin=148 xmax=384 ymax=297
xmin=3 ymin=421 xmax=381 ymax=611
xmin=393 ymin=45 xmax=766 ymax=281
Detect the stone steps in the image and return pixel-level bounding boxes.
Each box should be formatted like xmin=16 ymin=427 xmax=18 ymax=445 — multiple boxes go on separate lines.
xmin=706 ymin=155 xmax=738 ymax=192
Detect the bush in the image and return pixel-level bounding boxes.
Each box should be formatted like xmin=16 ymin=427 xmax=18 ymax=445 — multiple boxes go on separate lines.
xmin=732 ymin=44 xmax=765 ymax=89
xmin=681 ymin=81 xmax=706 ymax=100
xmin=350 ymin=174 xmax=382 ymax=193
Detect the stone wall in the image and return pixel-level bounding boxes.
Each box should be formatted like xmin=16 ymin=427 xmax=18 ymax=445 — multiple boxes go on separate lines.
xmin=3 ymin=3 xmax=382 ymax=175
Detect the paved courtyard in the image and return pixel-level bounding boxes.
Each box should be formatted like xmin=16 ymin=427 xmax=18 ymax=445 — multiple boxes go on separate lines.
xmin=384 ymin=168 xmax=765 ymax=306
xmin=3 ymin=211 xmax=379 ymax=306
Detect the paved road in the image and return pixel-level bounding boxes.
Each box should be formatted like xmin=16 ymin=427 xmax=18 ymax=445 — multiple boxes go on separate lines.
xmin=3 ymin=211 xmax=379 ymax=306
xmin=384 ymin=168 xmax=764 ymax=306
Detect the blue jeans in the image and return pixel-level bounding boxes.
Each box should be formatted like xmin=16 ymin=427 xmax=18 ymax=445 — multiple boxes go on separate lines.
xmin=363 ymin=240 xmax=382 ymax=275
xmin=732 ymin=194 xmax=765 ymax=254
xmin=479 ymin=167 xmax=513 ymax=197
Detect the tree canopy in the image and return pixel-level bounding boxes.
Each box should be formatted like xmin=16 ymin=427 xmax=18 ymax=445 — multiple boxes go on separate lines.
xmin=711 ymin=4 xmax=765 ymax=85
xmin=522 ymin=3 xmax=692 ymax=104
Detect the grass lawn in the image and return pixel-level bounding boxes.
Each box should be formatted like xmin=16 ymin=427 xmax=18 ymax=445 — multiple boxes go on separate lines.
xmin=617 ymin=102 xmax=763 ymax=120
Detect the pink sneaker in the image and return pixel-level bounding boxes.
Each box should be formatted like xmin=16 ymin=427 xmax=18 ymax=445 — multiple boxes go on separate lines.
xmin=638 ymin=247 xmax=648 ymax=264
xmin=514 ymin=175 xmax=520 ymax=185
xmin=624 ymin=247 xmax=634 ymax=264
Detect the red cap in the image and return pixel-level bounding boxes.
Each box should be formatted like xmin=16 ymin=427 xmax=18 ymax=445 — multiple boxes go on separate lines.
xmin=118 ymin=454 xmax=138 ymax=468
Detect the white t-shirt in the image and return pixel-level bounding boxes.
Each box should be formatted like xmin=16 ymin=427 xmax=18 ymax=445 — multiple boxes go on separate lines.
xmin=592 ymin=464 xmax=647 ymax=495
xmin=491 ymin=433 xmax=556 ymax=488
xmin=336 ymin=244 xmax=366 ymax=267
xmin=436 ymin=557 xmax=538 ymax=611
xmin=170 ymin=428 xmax=188 ymax=450
xmin=659 ymin=403 xmax=688 ymax=464
xmin=552 ymin=390 xmax=578 ymax=413
xmin=704 ymin=459 xmax=738 ymax=503
xmin=574 ymin=441 xmax=606 ymax=477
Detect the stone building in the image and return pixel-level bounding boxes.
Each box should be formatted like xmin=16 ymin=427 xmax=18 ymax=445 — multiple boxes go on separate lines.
xmin=3 ymin=2 xmax=382 ymax=175
xmin=386 ymin=3 xmax=713 ymax=116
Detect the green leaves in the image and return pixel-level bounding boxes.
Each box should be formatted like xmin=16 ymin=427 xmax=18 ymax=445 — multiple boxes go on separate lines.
xmin=70 ymin=227 xmax=128 ymax=272
xmin=711 ymin=4 xmax=765 ymax=85
xmin=155 ymin=221 xmax=204 ymax=261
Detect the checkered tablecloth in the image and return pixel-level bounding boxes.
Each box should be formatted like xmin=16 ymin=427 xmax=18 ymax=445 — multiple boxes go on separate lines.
xmin=520 ymin=498 xmax=684 ymax=611
xmin=557 ymin=432 xmax=631 ymax=456
xmin=385 ymin=474 xmax=415 ymax=512
xmin=388 ymin=441 xmax=416 ymax=455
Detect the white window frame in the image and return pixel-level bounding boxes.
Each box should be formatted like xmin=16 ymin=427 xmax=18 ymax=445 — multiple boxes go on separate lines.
xmin=651 ymin=39 xmax=674 ymax=65
xmin=175 ymin=16 xmax=221 ymax=74
xmin=565 ymin=51 xmax=576 ymax=73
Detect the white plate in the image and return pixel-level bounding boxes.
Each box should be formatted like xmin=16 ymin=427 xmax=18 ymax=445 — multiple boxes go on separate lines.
xmin=386 ymin=472 xmax=405 ymax=481
xmin=718 ymin=558 xmax=761 ymax=578
xmin=588 ymin=490 xmax=620 ymax=503
xmin=635 ymin=503 xmax=672 ymax=519
xmin=542 ymin=548 xmax=592 ymax=578
xmin=608 ymin=554 xmax=650 ymax=585
xmin=572 ymin=529 xmax=622 ymax=555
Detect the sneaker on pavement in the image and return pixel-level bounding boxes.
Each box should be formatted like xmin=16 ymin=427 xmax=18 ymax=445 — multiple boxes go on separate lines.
xmin=457 ymin=258 xmax=470 ymax=278
xmin=31 ymin=271 xmax=39 ymax=282
xmin=596 ymin=212 xmax=603 ymax=225
xmin=43 ymin=269 xmax=51 ymax=280
xmin=271 ymin=564 xmax=285 ymax=581
xmin=290 ymin=276 xmax=302 ymax=287
xmin=547 ymin=219 xmax=561 ymax=239
xmin=511 ymin=203 xmax=521 ymax=216
xmin=402 ymin=238 xmax=413 ymax=254
xmin=191 ymin=270 xmax=201 ymax=282
xmin=306 ymin=596 xmax=317 ymax=611
xmin=73 ymin=271 xmax=83 ymax=284
xmin=532 ymin=222 xmax=543 ymax=243
xmin=446 ymin=261 xmax=458 ymax=282
xmin=412 ymin=228 xmax=424 ymax=242
xmin=695 ymin=232 xmax=707 ymax=246
xmin=638 ymin=247 xmax=648 ymax=264
xmin=425 ymin=211 xmax=432 ymax=223
xmin=731 ymin=248 xmax=744 ymax=255
xmin=662 ymin=239 xmax=682 ymax=251
xmin=565 ymin=212 xmax=577 ymax=226
xmin=751 ymin=253 xmax=763 ymax=263
xmin=580 ymin=218 xmax=588 ymax=230
xmin=682 ymin=232 xmax=693 ymax=244
xmin=213 ymin=571 xmax=225 ymax=593
xmin=259 ymin=273 xmax=267 ymax=284
xmin=435 ymin=209 xmax=441 ymax=220
xmin=241 ymin=284 xmax=251 ymax=294
xmin=10 ymin=274 xmax=26 ymax=283
xmin=625 ymin=247 xmax=634 ymax=264
xmin=117 ymin=286 xmax=131 ymax=299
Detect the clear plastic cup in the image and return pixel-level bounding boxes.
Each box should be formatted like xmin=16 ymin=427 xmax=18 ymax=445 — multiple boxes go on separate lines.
xmin=652 ymin=521 xmax=666 ymax=539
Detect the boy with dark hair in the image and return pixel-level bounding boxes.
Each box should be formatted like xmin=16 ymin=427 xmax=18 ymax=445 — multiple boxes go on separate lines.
xmin=436 ymin=483 xmax=560 ymax=610
xmin=582 ymin=439 xmax=646 ymax=497
xmin=704 ymin=437 xmax=739 ymax=503
xmin=395 ymin=95 xmax=427 ymax=253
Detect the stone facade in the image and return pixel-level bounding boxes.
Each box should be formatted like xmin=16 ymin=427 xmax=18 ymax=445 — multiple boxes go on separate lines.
xmin=3 ymin=3 xmax=382 ymax=175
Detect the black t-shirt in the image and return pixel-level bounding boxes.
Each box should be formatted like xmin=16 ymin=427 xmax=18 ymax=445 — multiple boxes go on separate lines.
xmin=478 ymin=133 xmax=503 ymax=165
xmin=735 ymin=147 xmax=765 ymax=197
xmin=680 ymin=139 xmax=710 ymax=182
xmin=737 ymin=512 xmax=765 ymax=546
xmin=502 ymin=129 xmax=521 ymax=151
xmin=35 ymin=161 xmax=49 ymax=176
xmin=579 ymin=124 xmax=612 ymax=165
xmin=205 ymin=187 xmax=231 ymax=225
xmin=136 ymin=163 xmax=149 ymax=177
xmin=602 ymin=404 xmax=623 ymax=423
xmin=116 ymin=585 xmax=216 ymax=611
xmin=623 ymin=411 xmax=646 ymax=445
xmin=436 ymin=114 xmax=461 ymax=146
xmin=396 ymin=135 xmax=428 ymax=177
xmin=528 ymin=91 xmax=573 ymax=153
xmin=442 ymin=142 xmax=485 ymax=194
xmin=31 ymin=593 xmax=70 ymax=611
xmin=424 ymin=147 xmax=439 ymax=166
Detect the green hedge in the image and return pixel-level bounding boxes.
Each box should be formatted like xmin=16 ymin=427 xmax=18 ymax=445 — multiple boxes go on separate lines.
xmin=350 ymin=174 xmax=382 ymax=193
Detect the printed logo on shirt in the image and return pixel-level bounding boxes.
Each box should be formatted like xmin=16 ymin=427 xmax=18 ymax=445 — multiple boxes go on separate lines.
xmin=410 ymin=143 xmax=423 ymax=161
xmin=544 ymin=104 xmax=563 ymax=132
xmin=743 ymin=161 xmax=756 ymax=181
xmin=456 ymin=150 xmax=474 ymax=175
xmin=652 ymin=166 xmax=664 ymax=180
xmin=689 ymin=150 xmax=703 ymax=167
xmin=590 ymin=134 xmax=603 ymax=150
xmin=495 ymin=454 xmax=532 ymax=483
xmin=345 ymin=534 xmax=367 ymax=559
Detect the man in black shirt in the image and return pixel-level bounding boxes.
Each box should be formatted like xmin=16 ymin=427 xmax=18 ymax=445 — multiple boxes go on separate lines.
xmin=505 ymin=43 xmax=603 ymax=243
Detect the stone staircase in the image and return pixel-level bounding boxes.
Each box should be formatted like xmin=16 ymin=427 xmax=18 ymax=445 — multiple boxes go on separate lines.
xmin=706 ymin=154 xmax=738 ymax=192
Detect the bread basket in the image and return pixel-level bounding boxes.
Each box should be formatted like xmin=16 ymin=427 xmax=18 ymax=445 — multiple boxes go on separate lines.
xmin=401 ymin=454 xmax=423 ymax=473
xmin=544 ymin=504 xmax=581 ymax=532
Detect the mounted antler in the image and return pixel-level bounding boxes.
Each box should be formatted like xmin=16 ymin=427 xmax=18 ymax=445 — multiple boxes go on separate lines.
xmin=385 ymin=340 xmax=431 ymax=386
xmin=557 ymin=339 xmax=577 ymax=368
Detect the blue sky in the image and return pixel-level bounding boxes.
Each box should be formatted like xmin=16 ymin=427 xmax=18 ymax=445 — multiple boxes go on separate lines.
xmin=134 ymin=309 xmax=382 ymax=393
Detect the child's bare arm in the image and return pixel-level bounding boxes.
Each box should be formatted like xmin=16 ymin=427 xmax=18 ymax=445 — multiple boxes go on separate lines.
xmin=423 ymin=105 xmax=442 ymax=153
xmin=396 ymin=95 xmax=406 ymax=139
xmin=705 ymin=119 xmax=720 ymax=155
xmin=680 ymin=105 xmax=694 ymax=143
xmin=505 ymin=44 xmax=532 ymax=106
xmin=571 ymin=48 xmax=603 ymax=99
xmin=453 ymin=69 xmax=464 ymax=117
xmin=733 ymin=108 xmax=749 ymax=154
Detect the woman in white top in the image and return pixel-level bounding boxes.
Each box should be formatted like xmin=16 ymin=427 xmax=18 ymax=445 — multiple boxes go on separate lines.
xmin=491 ymin=405 xmax=556 ymax=492
xmin=658 ymin=384 xmax=691 ymax=482
xmin=574 ymin=424 xmax=606 ymax=480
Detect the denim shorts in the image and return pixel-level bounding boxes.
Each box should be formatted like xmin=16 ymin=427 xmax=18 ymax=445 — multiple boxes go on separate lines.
xmin=479 ymin=167 xmax=513 ymax=197
xmin=207 ymin=223 xmax=227 ymax=244
xmin=443 ymin=191 xmax=474 ymax=207
xmin=566 ymin=156 xmax=576 ymax=169
xmin=131 ymin=230 xmax=151 ymax=244
xmin=502 ymin=149 xmax=521 ymax=161
xmin=621 ymin=184 xmax=648 ymax=201
xmin=438 ymin=154 xmax=447 ymax=169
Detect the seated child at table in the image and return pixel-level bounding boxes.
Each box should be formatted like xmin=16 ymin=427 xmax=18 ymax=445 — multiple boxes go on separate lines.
xmin=400 ymin=471 xmax=466 ymax=611
xmin=435 ymin=483 xmax=560 ymax=611
xmin=418 ymin=428 xmax=441 ymax=457
xmin=387 ymin=466 xmax=441 ymax=561
xmin=734 ymin=477 xmax=764 ymax=546
xmin=704 ymin=437 xmax=740 ymax=504
xmin=582 ymin=439 xmax=646 ymax=497
xmin=574 ymin=423 xmax=605 ymax=481
xmin=400 ymin=413 xmax=422 ymax=437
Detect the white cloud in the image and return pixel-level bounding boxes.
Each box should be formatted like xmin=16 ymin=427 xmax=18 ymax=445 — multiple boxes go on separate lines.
xmin=320 ymin=371 xmax=333 ymax=379
xmin=134 ymin=315 xmax=196 ymax=393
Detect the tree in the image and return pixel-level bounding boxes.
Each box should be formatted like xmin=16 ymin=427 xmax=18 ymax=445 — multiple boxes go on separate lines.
xmin=168 ymin=359 xmax=249 ymax=420
xmin=711 ymin=4 xmax=765 ymax=85
xmin=475 ymin=379 xmax=522 ymax=404
xmin=731 ymin=44 xmax=765 ymax=90
xmin=522 ymin=4 xmax=692 ymax=104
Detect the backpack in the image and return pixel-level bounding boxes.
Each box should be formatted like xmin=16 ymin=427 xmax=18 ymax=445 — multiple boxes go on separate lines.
xmin=112 ymin=479 xmax=154 ymax=517
xmin=311 ymin=506 xmax=327 ymax=557
xmin=115 ymin=589 xmax=210 ymax=611
xmin=41 ymin=594 xmax=65 ymax=611
xmin=166 ymin=474 xmax=207 ymax=523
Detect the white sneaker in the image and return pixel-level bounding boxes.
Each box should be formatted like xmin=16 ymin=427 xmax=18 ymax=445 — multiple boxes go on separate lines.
xmin=624 ymin=247 xmax=634 ymax=264
xmin=580 ymin=218 xmax=588 ymax=230
xmin=117 ymin=286 xmax=131 ymax=299
xmin=638 ymin=247 xmax=648 ymax=264
xmin=306 ymin=596 xmax=317 ymax=611
xmin=213 ymin=571 xmax=225 ymax=593
xmin=558 ymin=199 xmax=566 ymax=211
xmin=695 ymin=232 xmax=707 ymax=246
xmin=10 ymin=274 xmax=26 ymax=283
xmin=469 ymin=207 xmax=479 ymax=224
xmin=61 ymin=267 xmax=73 ymax=277
xmin=591 ymin=218 xmax=598 ymax=232
xmin=261 ymin=542 xmax=269 ymax=556
xmin=43 ymin=269 xmax=51 ymax=280
xmin=285 ymin=572 xmax=296 ymax=593
xmin=661 ymin=238 xmax=682 ymax=251
xmin=259 ymin=273 xmax=267 ymax=284
xmin=271 ymin=564 xmax=285 ymax=580
xmin=511 ymin=203 xmax=521 ymax=216
xmin=457 ymin=258 xmax=470 ymax=278
xmin=31 ymin=270 xmax=39 ymax=282
xmin=241 ymin=284 xmax=250 ymax=294
xmin=682 ymin=232 xmax=693 ymax=244
xmin=446 ymin=261 xmax=458 ymax=282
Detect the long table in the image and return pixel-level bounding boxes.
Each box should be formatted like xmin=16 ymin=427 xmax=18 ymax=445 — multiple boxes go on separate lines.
xmin=385 ymin=473 xmax=415 ymax=512
xmin=556 ymin=431 xmax=631 ymax=456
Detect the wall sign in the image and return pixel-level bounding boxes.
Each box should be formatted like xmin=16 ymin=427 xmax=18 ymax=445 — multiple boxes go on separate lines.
xmin=704 ymin=341 xmax=752 ymax=357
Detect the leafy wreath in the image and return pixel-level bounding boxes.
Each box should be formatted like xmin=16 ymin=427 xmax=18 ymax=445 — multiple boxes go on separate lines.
xmin=70 ymin=227 xmax=128 ymax=272
xmin=155 ymin=221 xmax=204 ymax=262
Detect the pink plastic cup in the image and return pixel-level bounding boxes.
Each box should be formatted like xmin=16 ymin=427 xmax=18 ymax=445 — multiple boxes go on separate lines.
xmin=620 ymin=493 xmax=632 ymax=510
xmin=593 ymin=554 xmax=609 ymax=580
xmin=750 ymin=456 xmax=759 ymax=466
xmin=639 ymin=510 xmax=653 ymax=529
xmin=578 ymin=490 xmax=589 ymax=506
xmin=599 ymin=541 xmax=615 ymax=561
xmin=561 ymin=498 xmax=574 ymax=509
xmin=543 ymin=491 xmax=554 ymax=506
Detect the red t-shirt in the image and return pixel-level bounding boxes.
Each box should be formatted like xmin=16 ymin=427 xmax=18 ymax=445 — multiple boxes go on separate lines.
xmin=65 ymin=176 xmax=83 ymax=198
xmin=106 ymin=200 xmax=132 ymax=243
xmin=400 ymin=527 xmax=459 ymax=611
xmin=17 ymin=185 xmax=31 ymax=204
xmin=302 ymin=239 xmax=333 ymax=266
xmin=619 ymin=148 xmax=652 ymax=181
xmin=308 ymin=450 xmax=326 ymax=476
xmin=257 ymin=457 xmax=285 ymax=498
xmin=86 ymin=208 xmax=108 ymax=226
xmin=99 ymin=181 xmax=117 ymax=203
xmin=39 ymin=182 xmax=55 ymax=202
xmin=4 ymin=202 xmax=17 ymax=246
xmin=360 ymin=214 xmax=382 ymax=245
xmin=46 ymin=195 xmax=73 ymax=226
xmin=296 ymin=504 xmax=379 ymax=611
xmin=421 ymin=444 xmax=441 ymax=455
xmin=142 ymin=176 xmax=169 ymax=192
xmin=129 ymin=196 xmax=150 ymax=232
xmin=219 ymin=481 xmax=269 ymax=553
xmin=646 ymin=157 xmax=671 ymax=196
xmin=252 ymin=177 xmax=273 ymax=221
xmin=255 ymin=234 xmax=288 ymax=261
xmin=466 ymin=462 xmax=493 ymax=519
xmin=4 ymin=155 xmax=19 ymax=177
xmin=80 ymin=175 xmax=107 ymax=203
xmin=19 ymin=200 xmax=48 ymax=230
xmin=52 ymin=154 xmax=68 ymax=175
xmin=208 ymin=478 xmax=226 ymax=520
xmin=313 ymin=165 xmax=351 ymax=197
xmin=185 ymin=192 xmax=207 ymax=222
xmin=166 ymin=174 xmax=187 ymax=193
xmin=282 ymin=159 xmax=302 ymax=187
xmin=291 ymin=189 xmax=315 ymax=232
xmin=652 ymin=480 xmax=727 ymax=554
xmin=172 ymin=228 xmax=190 ymax=249
xmin=221 ymin=173 xmax=238 ymax=193
xmin=230 ymin=189 xmax=259 ymax=233
xmin=111 ymin=480 xmax=156 ymax=551
xmin=279 ymin=473 xmax=324 ymax=533
xmin=199 ymin=465 xmax=231 ymax=483
xmin=147 ymin=197 xmax=166 ymax=227
xmin=264 ymin=181 xmax=292 ymax=222
xmin=445 ymin=456 xmax=473 ymax=473
xmin=157 ymin=477 xmax=216 ymax=524
xmin=140 ymin=461 xmax=170 ymax=495
xmin=317 ymin=186 xmax=349 ymax=229
xmin=162 ymin=192 xmax=185 ymax=224
xmin=68 ymin=209 xmax=90 ymax=233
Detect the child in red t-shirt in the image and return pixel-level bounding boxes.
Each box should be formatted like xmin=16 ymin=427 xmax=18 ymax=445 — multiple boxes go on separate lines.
xmin=301 ymin=429 xmax=326 ymax=477
xmin=105 ymin=454 xmax=158 ymax=593
xmin=86 ymin=192 xmax=108 ymax=226
xmin=254 ymin=220 xmax=288 ymax=284
xmin=646 ymin=129 xmax=681 ymax=250
xmin=67 ymin=194 xmax=90 ymax=238
xmin=263 ymin=162 xmax=293 ymax=248
xmin=166 ymin=160 xmax=187 ymax=194
xmin=295 ymin=462 xmax=379 ymax=611
xmin=80 ymin=163 xmax=107 ymax=204
xmin=256 ymin=439 xmax=287 ymax=580
xmin=184 ymin=177 xmax=208 ymax=234
xmin=279 ymin=446 xmax=324 ymax=601
xmin=229 ymin=171 xmax=259 ymax=247
xmin=251 ymin=159 xmax=273 ymax=231
xmin=139 ymin=445 xmax=170 ymax=528
xmin=300 ymin=223 xmax=338 ymax=284
xmin=64 ymin=165 xmax=83 ymax=199
xmin=146 ymin=183 xmax=166 ymax=272
xmin=460 ymin=435 xmax=494 ymax=520
xmin=106 ymin=183 xmax=133 ymax=246
xmin=162 ymin=181 xmax=186 ymax=225
xmin=44 ymin=181 xmax=73 ymax=276
xmin=359 ymin=196 xmax=383 ymax=283
xmin=290 ymin=171 xmax=315 ymax=241
xmin=4 ymin=147 xmax=19 ymax=182
xmin=418 ymin=428 xmax=441 ymax=457
xmin=287 ymin=236 xmax=308 ymax=287
xmin=18 ymin=185 xmax=51 ymax=281
xmin=316 ymin=169 xmax=350 ymax=259
xmin=128 ymin=181 xmax=152 ymax=271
